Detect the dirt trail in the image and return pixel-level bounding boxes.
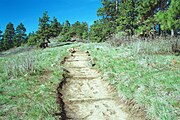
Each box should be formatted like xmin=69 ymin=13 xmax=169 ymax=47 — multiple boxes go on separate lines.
xmin=61 ymin=49 xmax=144 ymax=120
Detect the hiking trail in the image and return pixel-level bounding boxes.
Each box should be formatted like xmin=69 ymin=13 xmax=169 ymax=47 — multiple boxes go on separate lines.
xmin=60 ymin=48 xmax=145 ymax=120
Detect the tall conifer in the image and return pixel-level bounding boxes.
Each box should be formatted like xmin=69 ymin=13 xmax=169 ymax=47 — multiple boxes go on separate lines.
xmin=3 ymin=22 xmax=15 ymax=49
xmin=14 ymin=23 xmax=27 ymax=46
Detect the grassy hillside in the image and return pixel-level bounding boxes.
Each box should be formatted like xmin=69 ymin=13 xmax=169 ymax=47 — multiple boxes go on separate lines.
xmin=80 ymin=40 xmax=180 ymax=120
xmin=0 ymin=45 xmax=74 ymax=119
xmin=0 ymin=39 xmax=179 ymax=120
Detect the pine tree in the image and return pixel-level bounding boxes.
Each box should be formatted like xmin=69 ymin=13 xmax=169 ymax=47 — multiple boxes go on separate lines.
xmin=3 ymin=22 xmax=15 ymax=49
xmin=136 ymin=0 xmax=169 ymax=35
xmin=49 ymin=17 xmax=62 ymax=37
xmin=37 ymin=11 xmax=51 ymax=47
xmin=167 ymin=0 xmax=180 ymax=36
xmin=97 ymin=0 xmax=117 ymax=22
xmin=89 ymin=0 xmax=120 ymax=41
xmin=70 ymin=21 xmax=83 ymax=38
xmin=81 ymin=22 xmax=89 ymax=40
xmin=89 ymin=20 xmax=104 ymax=42
xmin=116 ymin=0 xmax=137 ymax=36
xmin=61 ymin=20 xmax=71 ymax=36
xmin=97 ymin=0 xmax=118 ymax=34
xmin=60 ymin=21 xmax=89 ymax=41
xmin=27 ymin=32 xmax=38 ymax=45
xmin=70 ymin=21 xmax=89 ymax=40
xmin=59 ymin=20 xmax=71 ymax=41
xmin=14 ymin=23 xmax=27 ymax=47
xmin=154 ymin=0 xmax=179 ymax=36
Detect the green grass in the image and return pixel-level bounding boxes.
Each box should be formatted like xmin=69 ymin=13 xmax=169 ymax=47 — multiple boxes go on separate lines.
xmin=0 ymin=45 xmax=73 ymax=119
xmin=0 ymin=40 xmax=179 ymax=119
xmin=80 ymin=41 xmax=180 ymax=120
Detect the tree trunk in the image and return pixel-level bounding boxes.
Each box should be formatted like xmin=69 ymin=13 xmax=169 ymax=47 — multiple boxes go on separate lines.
xmin=158 ymin=24 xmax=161 ymax=36
xmin=131 ymin=0 xmax=135 ymax=36
xmin=171 ymin=29 xmax=174 ymax=37
xmin=116 ymin=0 xmax=118 ymax=16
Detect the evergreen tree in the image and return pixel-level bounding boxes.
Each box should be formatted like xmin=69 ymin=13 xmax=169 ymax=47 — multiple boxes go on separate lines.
xmin=71 ymin=21 xmax=82 ymax=37
xmin=37 ymin=11 xmax=51 ymax=46
xmin=59 ymin=20 xmax=71 ymax=41
xmin=14 ymin=23 xmax=27 ymax=47
xmin=60 ymin=20 xmax=71 ymax=35
xmin=97 ymin=0 xmax=118 ymax=22
xmin=89 ymin=0 xmax=121 ymax=41
xmin=167 ymin=0 xmax=180 ymax=36
xmin=27 ymin=32 xmax=38 ymax=45
xmin=60 ymin=21 xmax=89 ymax=41
xmin=97 ymin=0 xmax=118 ymax=35
xmin=136 ymin=0 xmax=169 ymax=35
xmin=81 ymin=22 xmax=89 ymax=40
xmin=49 ymin=17 xmax=62 ymax=37
xmin=116 ymin=0 xmax=137 ymax=36
xmin=3 ymin=22 xmax=15 ymax=49
xmin=70 ymin=21 xmax=89 ymax=40
xmin=155 ymin=0 xmax=180 ymax=36
xmin=89 ymin=20 xmax=104 ymax=42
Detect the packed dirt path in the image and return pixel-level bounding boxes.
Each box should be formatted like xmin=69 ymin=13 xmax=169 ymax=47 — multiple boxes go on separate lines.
xmin=61 ymin=49 xmax=144 ymax=120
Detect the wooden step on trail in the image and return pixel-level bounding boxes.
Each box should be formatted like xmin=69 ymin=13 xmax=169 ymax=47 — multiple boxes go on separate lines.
xmin=71 ymin=76 xmax=100 ymax=80
xmin=66 ymin=59 xmax=90 ymax=62
xmin=64 ymin=97 xmax=114 ymax=103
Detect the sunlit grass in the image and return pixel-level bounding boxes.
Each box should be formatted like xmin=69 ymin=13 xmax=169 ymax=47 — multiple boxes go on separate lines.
xmin=0 ymin=45 xmax=73 ymax=119
xmin=80 ymin=41 xmax=180 ymax=120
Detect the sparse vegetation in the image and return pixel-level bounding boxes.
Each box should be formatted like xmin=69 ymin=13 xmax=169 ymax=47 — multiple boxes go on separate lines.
xmin=80 ymin=39 xmax=180 ymax=120
xmin=4 ymin=52 xmax=36 ymax=78
xmin=0 ymin=45 xmax=73 ymax=119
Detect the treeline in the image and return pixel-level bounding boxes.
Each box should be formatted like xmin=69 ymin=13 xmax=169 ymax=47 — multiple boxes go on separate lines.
xmin=27 ymin=11 xmax=62 ymax=47
xmin=0 ymin=22 xmax=27 ymax=51
xmin=28 ymin=12 xmax=88 ymax=48
xmin=1 ymin=0 xmax=179 ymax=51
xmin=0 ymin=11 xmax=89 ymax=51
xmin=59 ymin=20 xmax=88 ymax=42
xmin=89 ymin=0 xmax=180 ymax=42
xmin=0 ymin=11 xmax=59 ymax=51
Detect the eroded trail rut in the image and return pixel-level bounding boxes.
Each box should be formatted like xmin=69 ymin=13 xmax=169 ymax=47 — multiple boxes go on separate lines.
xmin=61 ymin=50 xmax=142 ymax=120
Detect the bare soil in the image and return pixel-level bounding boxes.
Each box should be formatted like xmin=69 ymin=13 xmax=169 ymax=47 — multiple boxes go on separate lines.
xmin=61 ymin=49 xmax=146 ymax=120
